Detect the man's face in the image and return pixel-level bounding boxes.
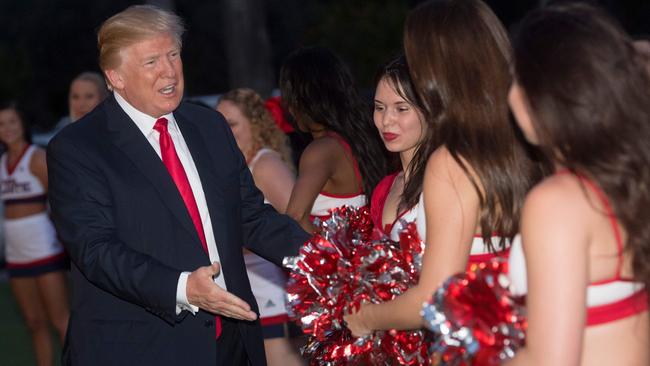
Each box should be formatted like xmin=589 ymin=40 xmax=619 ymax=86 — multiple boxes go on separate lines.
xmin=108 ymin=33 xmax=184 ymax=117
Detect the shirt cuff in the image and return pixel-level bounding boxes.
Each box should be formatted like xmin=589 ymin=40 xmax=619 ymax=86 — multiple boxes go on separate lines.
xmin=176 ymin=272 xmax=199 ymax=315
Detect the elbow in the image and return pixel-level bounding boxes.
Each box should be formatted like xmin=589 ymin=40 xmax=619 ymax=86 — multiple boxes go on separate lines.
xmin=285 ymin=206 xmax=306 ymax=223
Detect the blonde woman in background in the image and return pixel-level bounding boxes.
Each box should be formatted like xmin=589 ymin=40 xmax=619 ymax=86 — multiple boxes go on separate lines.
xmin=216 ymin=88 xmax=303 ymax=366
xmin=68 ymin=71 xmax=108 ymax=122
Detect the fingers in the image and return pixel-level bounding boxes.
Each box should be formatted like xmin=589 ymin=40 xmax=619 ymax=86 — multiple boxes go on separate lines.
xmin=214 ymin=301 xmax=258 ymax=321
xmin=209 ymin=262 xmax=221 ymax=276
xmin=211 ymin=289 xmax=257 ymax=321
xmin=219 ymin=289 xmax=251 ymax=312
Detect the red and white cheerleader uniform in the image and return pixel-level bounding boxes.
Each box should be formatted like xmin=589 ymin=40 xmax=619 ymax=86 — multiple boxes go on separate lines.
xmin=1 ymin=145 xmax=66 ymax=277
xmin=508 ymin=172 xmax=648 ymax=326
xmin=371 ymin=172 xmax=508 ymax=265
xmin=370 ymin=172 xmax=418 ymax=241
xmin=309 ymin=133 xmax=366 ymax=222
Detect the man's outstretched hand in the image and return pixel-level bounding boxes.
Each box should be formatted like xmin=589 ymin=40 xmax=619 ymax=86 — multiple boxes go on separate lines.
xmin=186 ymin=262 xmax=257 ymax=321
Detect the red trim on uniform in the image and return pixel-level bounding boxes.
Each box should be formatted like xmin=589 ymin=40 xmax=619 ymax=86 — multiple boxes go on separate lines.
xmin=472 ymin=233 xmax=501 ymax=238
xmin=326 ymin=132 xmax=364 ymax=194
xmin=261 ymin=314 xmax=290 ymax=326
xmin=316 ymin=191 xmax=365 ymax=199
xmin=556 ymin=170 xmax=626 ymax=284
xmin=4 ymin=193 xmax=48 ymax=205
xmin=6 ymin=144 xmax=31 ymax=175
xmin=467 ymin=247 xmax=511 ymax=267
xmin=6 ymin=252 xmax=67 ymax=269
xmin=586 ymin=290 xmax=648 ymax=327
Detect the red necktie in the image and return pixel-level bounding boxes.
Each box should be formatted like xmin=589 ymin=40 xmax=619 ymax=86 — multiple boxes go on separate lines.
xmin=153 ymin=117 xmax=222 ymax=338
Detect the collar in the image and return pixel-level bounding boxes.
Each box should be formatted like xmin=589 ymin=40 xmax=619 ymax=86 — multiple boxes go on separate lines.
xmin=113 ymin=91 xmax=176 ymax=136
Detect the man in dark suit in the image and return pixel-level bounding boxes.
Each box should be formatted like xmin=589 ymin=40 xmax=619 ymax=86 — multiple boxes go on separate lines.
xmin=47 ymin=5 xmax=309 ymax=365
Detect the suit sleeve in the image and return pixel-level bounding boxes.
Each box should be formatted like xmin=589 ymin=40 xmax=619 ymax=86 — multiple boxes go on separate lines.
xmin=47 ymin=135 xmax=182 ymax=324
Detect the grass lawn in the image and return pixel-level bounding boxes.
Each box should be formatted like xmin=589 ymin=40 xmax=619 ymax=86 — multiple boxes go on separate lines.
xmin=0 ymin=278 xmax=62 ymax=365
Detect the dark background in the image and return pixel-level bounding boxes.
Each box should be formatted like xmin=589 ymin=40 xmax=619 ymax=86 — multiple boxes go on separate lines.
xmin=0 ymin=0 xmax=648 ymax=131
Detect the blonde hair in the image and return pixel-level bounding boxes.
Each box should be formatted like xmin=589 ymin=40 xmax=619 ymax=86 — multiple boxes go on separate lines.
xmin=71 ymin=71 xmax=109 ymax=100
xmin=218 ymin=88 xmax=294 ymax=171
xmin=97 ymin=5 xmax=185 ymax=72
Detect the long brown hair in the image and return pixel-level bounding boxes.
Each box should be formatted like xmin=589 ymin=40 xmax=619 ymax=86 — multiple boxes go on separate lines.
xmin=279 ymin=46 xmax=389 ymax=200
xmin=219 ymin=88 xmax=294 ymax=171
xmin=404 ymin=0 xmax=542 ymax=249
xmin=512 ymin=3 xmax=650 ymax=288
xmin=374 ymin=56 xmax=431 ymax=211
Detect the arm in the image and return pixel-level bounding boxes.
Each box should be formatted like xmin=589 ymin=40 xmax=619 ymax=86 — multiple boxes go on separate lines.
xmin=285 ymin=139 xmax=337 ymax=232
xmin=228 ymin=135 xmax=310 ymax=266
xmin=29 ymin=148 xmax=48 ymax=190
xmin=505 ymin=178 xmax=588 ymax=366
xmin=50 ymin=135 xmax=257 ymax=322
xmin=47 ymin=136 xmax=182 ymax=324
xmin=251 ymin=151 xmax=295 ymax=213
xmin=345 ymin=147 xmax=481 ymax=334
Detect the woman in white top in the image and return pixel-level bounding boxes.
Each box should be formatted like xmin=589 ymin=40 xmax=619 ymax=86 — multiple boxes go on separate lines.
xmin=506 ymin=4 xmax=649 ymax=365
xmin=216 ymin=88 xmax=303 ymax=366
xmin=0 ymin=101 xmax=69 ymax=366
xmin=345 ymin=0 xmax=543 ymax=337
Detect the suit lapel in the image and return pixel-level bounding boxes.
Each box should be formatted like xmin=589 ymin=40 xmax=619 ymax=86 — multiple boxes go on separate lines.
xmin=105 ymin=96 xmax=202 ymax=249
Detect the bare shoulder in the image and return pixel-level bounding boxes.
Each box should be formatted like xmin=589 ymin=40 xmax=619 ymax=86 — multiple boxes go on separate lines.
xmin=424 ymin=145 xmax=478 ymax=189
xmin=522 ymin=173 xmax=590 ymax=235
xmin=299 ymin=136 xmax=340 ymax=167
xmin=253 ymin=150 xmax=292 ymax=178
xmin=29 ymin=146 xmax=47 ymax=168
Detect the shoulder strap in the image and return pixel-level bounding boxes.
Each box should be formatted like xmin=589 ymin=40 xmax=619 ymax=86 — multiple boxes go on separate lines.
xmin=557 ymin=169 xmax=625 ymax=279
xmin=326 ymin=132 xmax=363 ymax=193
xmin=248 ymin=148 xmax=274 ymax=173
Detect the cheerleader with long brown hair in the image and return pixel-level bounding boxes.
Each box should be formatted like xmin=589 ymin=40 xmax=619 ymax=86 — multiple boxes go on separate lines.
xmin=506 ymin=4 xmax=649 ymax=365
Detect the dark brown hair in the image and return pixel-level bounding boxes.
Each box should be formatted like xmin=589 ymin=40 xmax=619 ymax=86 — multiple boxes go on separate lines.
xmin=374 ymin=56 xmax=431 ymax=211
xmin=404 ymin=0 xmax=542 ymax=250
xmin=512 ymin=3 xmax=650 ymax=287
xmin=0 ymin=100 xmax=32 ymax=145
xmin=279 ymin=46 xmax=389 ymax=199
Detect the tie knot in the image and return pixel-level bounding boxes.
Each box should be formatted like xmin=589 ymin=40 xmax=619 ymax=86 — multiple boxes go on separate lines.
xmin=154 ymin=117 xmax=169 ymax=133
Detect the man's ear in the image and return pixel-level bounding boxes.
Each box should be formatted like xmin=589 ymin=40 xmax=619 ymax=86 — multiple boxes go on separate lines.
xmin=105 ymin=68 xmax=125 ymax=91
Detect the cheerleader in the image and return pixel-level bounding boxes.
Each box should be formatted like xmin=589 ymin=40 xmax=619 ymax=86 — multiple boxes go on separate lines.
xmin=506 ymin=4 xmax=649 ymax=365
xmin=369 ymin=56 xmax=429 ymax=240
xmin=0 ymin=101 xmax=69 ymax=366
xmin=216 ymin=88 xmax=303 ymax=366
xmin=345 ymin=0 xmax=542 ymax=337
xmin=280 ymin=47 xmax=389 ymax=232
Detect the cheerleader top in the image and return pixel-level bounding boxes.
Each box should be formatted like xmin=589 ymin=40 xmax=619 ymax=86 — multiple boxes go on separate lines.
xmin=416 ymin=193 xmax=508 ymax=265
xmin=0 ymin=144 xmax=47 ymax=204
xmin=309 ymin=133 xmax=366 ymax=220
xmin=370 ymin=172 xmax=418 ymax=241
xmin=507 ymin=172 xmax=648 ymax=326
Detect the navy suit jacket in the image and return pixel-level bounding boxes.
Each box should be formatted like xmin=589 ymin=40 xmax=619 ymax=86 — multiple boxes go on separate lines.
xmin=47 ymin=95 xmax=309 ymax=365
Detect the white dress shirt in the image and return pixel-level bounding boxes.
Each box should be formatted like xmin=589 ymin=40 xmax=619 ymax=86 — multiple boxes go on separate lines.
xmin=114 ymin=92 xmax=226 ymax=315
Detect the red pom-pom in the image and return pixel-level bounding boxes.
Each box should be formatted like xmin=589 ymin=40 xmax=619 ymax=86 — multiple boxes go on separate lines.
xmin=284 ymin=207 xmax=429 ymax=365
xmin=422 ymin=260 xmax=527 ymax=365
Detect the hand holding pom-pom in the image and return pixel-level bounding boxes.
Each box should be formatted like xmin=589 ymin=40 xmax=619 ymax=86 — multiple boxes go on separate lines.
xmin=284 ymin=208 xmax=429 ymax=365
